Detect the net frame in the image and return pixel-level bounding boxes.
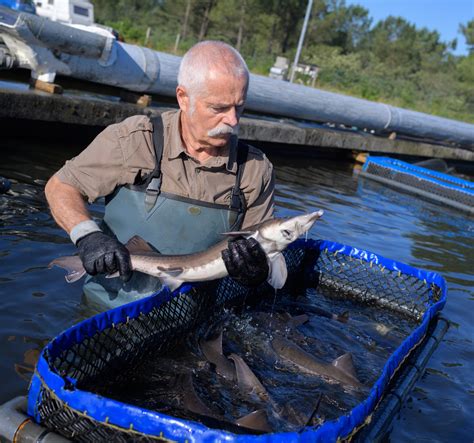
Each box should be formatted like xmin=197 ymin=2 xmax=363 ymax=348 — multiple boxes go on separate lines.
xmin=360 ymin=156 xmax=474 ymax=214
xmin=27 ymin=239 xmax=447 ymax=442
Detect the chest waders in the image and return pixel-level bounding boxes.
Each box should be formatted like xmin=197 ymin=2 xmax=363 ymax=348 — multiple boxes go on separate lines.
xmin=83 ymin=116 xmax=248 ymax=312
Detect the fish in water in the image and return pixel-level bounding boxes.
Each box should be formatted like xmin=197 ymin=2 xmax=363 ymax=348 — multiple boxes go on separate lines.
xmin=199 ymin=329 xmax=236 ymax=381
xmin=228 ymin=351 xmax=313 ymax=428
xmin=50 ymin=210 xmax=323 ymax=291
xmin=228 ymin=353 xmax=271 ymax=404
xmin=278 ymin=300 xmax=349 ymax=323
xmin=251 ymin=311 xmax=309 ymax=332
xmin=177 ymin=370 xmax=272 ymax=433
xmin=271 ymin=335 xmax=362 ymax=388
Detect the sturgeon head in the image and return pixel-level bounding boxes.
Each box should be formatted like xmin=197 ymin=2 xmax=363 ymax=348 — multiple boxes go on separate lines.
xmin=232 ymin=210 xmax=324 ymax=289
xmin=245 ymin=210 xmax=324 ymax=254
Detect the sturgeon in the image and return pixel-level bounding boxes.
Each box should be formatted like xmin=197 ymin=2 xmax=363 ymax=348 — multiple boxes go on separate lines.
xmin=199 ymin=329 xmax=236 ymax=381
xmin=271 ymin=335 xmax=362 ymax=388
xmin=50 ymin=210 xmax=323 ymax=291
xmin=177 ymin=371 xmax=271 ymax=433
xmin=228 ymin=353 xmax=270 ymax=403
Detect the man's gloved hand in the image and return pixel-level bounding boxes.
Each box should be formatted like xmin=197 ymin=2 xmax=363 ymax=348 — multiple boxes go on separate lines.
xmin=76 ymin=231 xmax=132 ymax=282
xmin=221 ymin=237 xmax=269 ymax=287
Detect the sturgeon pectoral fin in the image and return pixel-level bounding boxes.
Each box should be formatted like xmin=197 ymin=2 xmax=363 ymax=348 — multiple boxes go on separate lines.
xmin=154 ymin=267 xmax=184 ymax=291
xmin=235 ymin=410 xmax=272 ymax=433
xmin=266 ymin=252 xmax=288 ymax=289
xmin=49 ymin=256 xmax=86 ymax=283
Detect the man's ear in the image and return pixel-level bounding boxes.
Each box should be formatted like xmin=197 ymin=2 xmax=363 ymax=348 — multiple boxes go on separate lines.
xmin=176 ymin=86 xmax=190 ymax=113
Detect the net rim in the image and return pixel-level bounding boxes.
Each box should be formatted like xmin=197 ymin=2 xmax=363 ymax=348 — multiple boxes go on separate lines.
xmin=28 ymin=239 xmax=448 ymax=442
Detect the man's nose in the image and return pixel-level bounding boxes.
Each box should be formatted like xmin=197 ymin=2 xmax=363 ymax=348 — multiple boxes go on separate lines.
xmin=223 ymin=106 xmax=239 ymax=127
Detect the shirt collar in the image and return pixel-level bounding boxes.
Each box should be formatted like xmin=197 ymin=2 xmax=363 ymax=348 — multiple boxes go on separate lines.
xmin=167 ymin=110 xmax=239 ymax=174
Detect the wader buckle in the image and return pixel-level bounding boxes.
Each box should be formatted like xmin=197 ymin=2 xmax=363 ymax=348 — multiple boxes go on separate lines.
xmin=145 ymin=177 xmax=161 ymax=212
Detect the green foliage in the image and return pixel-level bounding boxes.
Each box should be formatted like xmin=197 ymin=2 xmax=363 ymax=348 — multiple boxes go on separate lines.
xmin=459 ymin=19 xmax=474 ymax=53
xmin=91 ymin=0 xmax=474 ymax=123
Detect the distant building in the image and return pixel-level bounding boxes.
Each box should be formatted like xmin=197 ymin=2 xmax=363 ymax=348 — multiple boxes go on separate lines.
xmin=269 ymin=56 xmax=320 ymax=86
xmin=269 ymin=56 xmax=289 ymax=81
xmin=32 ymin=0 xmax=116 ymax=38
xmin=33 ymin=0 xmax=94 ymax=26
xmin=291 ymin=62 xmax=320 ymax=87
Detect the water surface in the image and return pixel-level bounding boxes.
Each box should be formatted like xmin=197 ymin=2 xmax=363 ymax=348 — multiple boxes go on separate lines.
xmin=0 ymin=140 xmax=472 ymax=441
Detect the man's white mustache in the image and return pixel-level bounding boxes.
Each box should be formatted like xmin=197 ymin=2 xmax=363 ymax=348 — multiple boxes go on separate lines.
xmin=207 ymin=124 xmax=239 ymax=137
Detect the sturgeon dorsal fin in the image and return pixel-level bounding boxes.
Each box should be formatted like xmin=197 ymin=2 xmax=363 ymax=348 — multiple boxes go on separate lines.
xmin=125 ymin=235 xmax=158 ymax=254
xmin=289 ymin=314 xmax=309 ymax=327
xmin=332 ymin=353 xmax=357 ymax=379
xmin=235 ymin=410 xmax=272 ymax=433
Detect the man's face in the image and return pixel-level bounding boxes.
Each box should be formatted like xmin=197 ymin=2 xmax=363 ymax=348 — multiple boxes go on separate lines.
xmin=177 ymin=71 xmax=248 ymax=149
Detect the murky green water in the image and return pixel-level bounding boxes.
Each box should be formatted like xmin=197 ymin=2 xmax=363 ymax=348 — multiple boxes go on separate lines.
xmin=0 ymin=138 xmax=472 ymax=441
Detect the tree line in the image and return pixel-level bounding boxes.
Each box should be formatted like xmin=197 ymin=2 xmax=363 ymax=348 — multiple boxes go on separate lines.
xmin=92 ymin=0 xmax=474 ymax=123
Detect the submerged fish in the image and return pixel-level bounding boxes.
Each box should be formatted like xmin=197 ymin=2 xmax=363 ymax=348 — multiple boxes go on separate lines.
xmin=271 ymin=335 xmax=362 ymax=388
xmin=199 ymin=329 xmax=236 ymax=381
xmin=251 ymin=311 xmax=309 ymax=332
xmin=228 ymin=351 xmax=312 ymax=428
xmin=50 ymin=210 xmax=323 ymax=291
xmin=279 ymin=300 xmax=349 ymax=323
xmin=228 ymin=353 xmax=270 ymax=403
xmin=178 ymin=371 xmax=271 ymax=433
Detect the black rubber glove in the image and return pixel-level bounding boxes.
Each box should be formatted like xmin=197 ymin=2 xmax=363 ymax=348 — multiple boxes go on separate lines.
xmin=221 ymin=237 xmax=269 ymax=287
xmin=76 ymin=231 xmax=132 ymax=282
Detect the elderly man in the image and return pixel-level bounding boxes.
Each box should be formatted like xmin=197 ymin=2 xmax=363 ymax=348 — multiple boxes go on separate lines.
xmin=45 ymin=41 xmax=275 ymax=311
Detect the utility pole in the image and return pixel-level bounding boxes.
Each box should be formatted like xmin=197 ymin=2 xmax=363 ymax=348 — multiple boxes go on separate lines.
xmin=289 ymin=0 xmax=313 ymax=83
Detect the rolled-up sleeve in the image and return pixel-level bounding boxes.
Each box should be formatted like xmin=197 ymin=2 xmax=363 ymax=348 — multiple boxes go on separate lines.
xmin=56 ymin=116 xmax=155 ymax=202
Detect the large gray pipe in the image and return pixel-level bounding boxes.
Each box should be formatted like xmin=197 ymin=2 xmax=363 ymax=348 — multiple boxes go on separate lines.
xmin=0 ymin=396 xmax=69 ymax=442
xmin=1 ymin=6 xmax=473 ymax=149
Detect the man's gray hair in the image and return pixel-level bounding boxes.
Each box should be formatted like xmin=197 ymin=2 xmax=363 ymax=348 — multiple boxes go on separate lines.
xmin=178 ymin=41 xmax=249 ymax=97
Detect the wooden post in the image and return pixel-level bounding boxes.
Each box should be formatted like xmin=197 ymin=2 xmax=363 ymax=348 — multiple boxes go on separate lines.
xmin=29 ymin=78 xmax=63 ymax=94
xmin=144 ymin=27 xmax=152 ymax=47
xmin=120 ymin=90 xmax=152 ymax=107
xmin=174 ymin=33 xmax=181 ymax=54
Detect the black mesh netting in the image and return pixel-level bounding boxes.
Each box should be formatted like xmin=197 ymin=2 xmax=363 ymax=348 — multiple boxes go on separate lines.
xmin=33 ymin=243 xmax=442 ymax=442
xmin=364 ymin=162 xmax=474 ymax=208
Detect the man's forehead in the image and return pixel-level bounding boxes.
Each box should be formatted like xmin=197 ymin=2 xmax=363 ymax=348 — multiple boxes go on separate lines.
xmin=200 ymin=73 xmax=247 ymax=95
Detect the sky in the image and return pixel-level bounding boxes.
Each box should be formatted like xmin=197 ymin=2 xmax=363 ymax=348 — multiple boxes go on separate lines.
xmin=346 ymin=0 xmax=473 ymax=55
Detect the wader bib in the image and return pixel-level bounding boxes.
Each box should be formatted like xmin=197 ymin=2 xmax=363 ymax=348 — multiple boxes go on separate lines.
xmin=83 ymin=117 xmax=248 ymax=311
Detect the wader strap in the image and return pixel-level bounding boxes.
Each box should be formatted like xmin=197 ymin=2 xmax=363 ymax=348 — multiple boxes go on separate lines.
xmin=145 ymin=116 xmax=165 ymax=212
xmin=230 ymin=142 xmax=249 ymax=212
xmin=144 ymin=116 xmax=248 ymax=214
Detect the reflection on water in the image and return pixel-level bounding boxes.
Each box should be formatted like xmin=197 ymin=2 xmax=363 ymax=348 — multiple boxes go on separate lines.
xmin=0 ymin=140 xmax=473 ymax=441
